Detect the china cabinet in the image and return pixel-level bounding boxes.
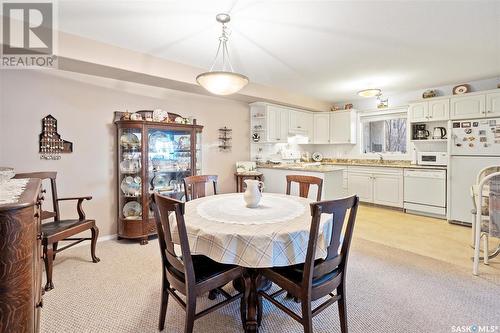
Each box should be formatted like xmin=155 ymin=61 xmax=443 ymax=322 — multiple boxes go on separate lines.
xmin=114 ymin=111 xmax=203 ymax=244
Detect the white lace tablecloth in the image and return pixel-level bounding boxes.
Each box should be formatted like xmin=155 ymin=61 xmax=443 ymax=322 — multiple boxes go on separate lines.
xmin=171 ymin=193 xmax=333 ymax=268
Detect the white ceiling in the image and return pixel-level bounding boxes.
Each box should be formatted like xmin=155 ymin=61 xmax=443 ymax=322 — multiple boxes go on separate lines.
xmin=58 ymin=0 xmax=500 ymax=102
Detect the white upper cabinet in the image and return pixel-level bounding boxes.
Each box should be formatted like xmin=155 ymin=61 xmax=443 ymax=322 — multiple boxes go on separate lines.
xmin=409 ymin=102 xmax=428 ymax=122
xmin=266 ymin=106 xmax=289 ymax=142
xmin=450 ymin=94 xmax=486 ymax=120
xmin=289 ymin=110 xmax=313 ymax=138
xmin=329 ymin=110 xmax=356 ymax=144
xmin=409 ymin=99 xmax=449 ymax=122
xmin=428 ymin=99 xmax=449 ymax=121
xmin=486 ymin=91 xmax=500 ymax=117
xmin=313 ymin=113 xmax=330 ymax=144
xmin=288 ymin=110 xmax=301 ymax=132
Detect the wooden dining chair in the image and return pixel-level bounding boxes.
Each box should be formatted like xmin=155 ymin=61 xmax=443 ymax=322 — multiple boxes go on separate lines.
xmin=183 ymin=175 xmax=218 ymax=201
xmin=258 ymin=195 xmax=359 ymax=333
xmin=286 ymin=175 xmax=323 ymax=201
xmin=151 ymin=193 xmax=249 ymax=333
xmin=13 ymin=172 xmax=100 ymax=291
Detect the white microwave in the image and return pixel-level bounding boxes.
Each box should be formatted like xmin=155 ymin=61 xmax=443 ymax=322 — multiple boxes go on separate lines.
xmin=417 ymin=152 xmax=448 ymax=166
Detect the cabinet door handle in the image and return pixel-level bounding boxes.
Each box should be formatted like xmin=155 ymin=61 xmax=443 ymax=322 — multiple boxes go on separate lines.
xmin=487 ymin=110 xmax=492 ymax=113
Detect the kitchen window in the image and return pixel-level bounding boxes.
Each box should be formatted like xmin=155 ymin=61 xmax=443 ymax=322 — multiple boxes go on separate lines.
xmin=361 ymin=110 xmax=408 ymax=154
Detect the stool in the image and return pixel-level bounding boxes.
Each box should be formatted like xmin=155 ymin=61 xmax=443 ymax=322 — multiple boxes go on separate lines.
xmin=235 ymin=172 xmax=263 ymax=193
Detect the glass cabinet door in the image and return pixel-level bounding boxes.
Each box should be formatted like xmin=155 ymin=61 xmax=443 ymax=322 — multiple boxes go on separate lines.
xmin=147 ymin=128 xmax=192 ymax=203
xmin=118 ymin=127 xmax=143 ymax=221
xmin=195 ymin=131 xmax=202 ymax=174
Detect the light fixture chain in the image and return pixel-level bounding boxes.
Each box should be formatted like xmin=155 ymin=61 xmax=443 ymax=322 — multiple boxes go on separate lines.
xmin=223 ymin=39 xmax=234 ymax=72
xmin=209 ymin=39 xmax=223 ymax=72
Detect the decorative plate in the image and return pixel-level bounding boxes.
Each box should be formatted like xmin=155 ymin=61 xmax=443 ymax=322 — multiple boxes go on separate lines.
xmin=152 ymin=109 xmax=168 ymax=122
xmin=152 ymin=174 xmax=169 ymax=190
xmin=453 ymin=84 xmax=470 ymax=95
xmin=312 ymin=152 xmax=323 ymax=162
xmin=120 ymin=133 xmax=140 ymax=149
xmin=176 ymin=136 xmax=190 ymax=150
xmin=149 ymin=131 xmax=172 ymax=154
xmin=119 ymin=159 xmax=140 ymax=173
xmin=123 ymin=201 xmax=142 ymax=219
xmin=120 ymin=176 xmax=141 ymax=196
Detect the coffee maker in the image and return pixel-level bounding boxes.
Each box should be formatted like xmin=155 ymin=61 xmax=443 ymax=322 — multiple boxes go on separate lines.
xmin=412 ymin=124 xmax=430 ymax=140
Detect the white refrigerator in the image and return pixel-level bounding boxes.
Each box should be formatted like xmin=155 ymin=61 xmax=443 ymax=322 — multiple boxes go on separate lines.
xmin=448 ymin=117 xmax=500 ymax=225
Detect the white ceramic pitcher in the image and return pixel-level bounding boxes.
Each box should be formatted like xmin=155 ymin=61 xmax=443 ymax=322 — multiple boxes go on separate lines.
xmin=243 ymin=179 xmax=264 ymax=208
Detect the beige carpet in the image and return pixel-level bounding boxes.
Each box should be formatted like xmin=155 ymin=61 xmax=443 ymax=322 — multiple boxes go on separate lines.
xmin=40 ymin=236 xmax=500 ymax=333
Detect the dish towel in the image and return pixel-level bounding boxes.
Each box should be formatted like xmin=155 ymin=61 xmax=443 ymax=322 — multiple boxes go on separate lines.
xmin=489 ymin=175 xmax=500 ymax=238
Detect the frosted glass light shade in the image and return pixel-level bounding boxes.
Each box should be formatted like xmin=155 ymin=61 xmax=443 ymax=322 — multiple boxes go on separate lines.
xmin=357 ymin=88 xmax=381 ymax=97
xmin=196 ymin=71 xmax=249 ymax=95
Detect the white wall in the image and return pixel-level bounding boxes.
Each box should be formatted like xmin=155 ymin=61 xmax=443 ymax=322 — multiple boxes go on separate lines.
xmin=0 ymin=69 xmax=250 ymax=236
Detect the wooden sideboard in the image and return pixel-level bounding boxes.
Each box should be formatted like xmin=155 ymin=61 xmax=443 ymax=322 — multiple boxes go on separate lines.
xmin=0 ymin=179 xmax=43 ymax=333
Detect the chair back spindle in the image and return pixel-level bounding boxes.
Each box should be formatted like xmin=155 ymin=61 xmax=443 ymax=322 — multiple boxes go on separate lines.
xmin=151 ymin=194 xmax=196 ymax=289
xmin=183 ymin=175 xmax=218 ymax=201
xmin=286 ymin=175 xmax=323 ymax=201
xmin=303 ymin=196 xmax=359 ymax=288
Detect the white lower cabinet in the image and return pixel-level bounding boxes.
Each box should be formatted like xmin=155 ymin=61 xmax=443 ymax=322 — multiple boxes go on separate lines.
xmin=348 ymin=167 xmax=404 ymax=208
xmin=347 ymin=172 xmax=373 ymax=202
xmin=373 ymin=173 xmax=404 ymax=207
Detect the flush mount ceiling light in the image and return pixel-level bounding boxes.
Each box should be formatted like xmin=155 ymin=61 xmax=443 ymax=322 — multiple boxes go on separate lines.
xmin=357 ymin=88 xmax=382 ymax=98
xmin=196 ymin=13 xmax=249 ymax=96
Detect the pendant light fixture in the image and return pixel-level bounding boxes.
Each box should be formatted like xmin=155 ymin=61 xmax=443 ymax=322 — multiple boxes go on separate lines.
xmin=357 ymin=88 xmax=382 ymax=98
xmin=196 ymin=13 xmax=249 ymax=95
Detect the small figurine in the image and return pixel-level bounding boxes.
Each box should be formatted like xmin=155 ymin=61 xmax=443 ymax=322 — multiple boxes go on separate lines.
xmin=130 ymin=113 xmax=143 ymax=121
xmin=344 ymin=103 xmax=353 ymax=110
xmin=121 ymin=110 xmax=131 ymax=120
xmin=422 ymin=90 xmax=437 ymax=99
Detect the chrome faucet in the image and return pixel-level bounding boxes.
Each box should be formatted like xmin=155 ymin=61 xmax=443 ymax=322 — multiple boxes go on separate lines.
xmin=377 ymin=153 xmax=384 ymax=162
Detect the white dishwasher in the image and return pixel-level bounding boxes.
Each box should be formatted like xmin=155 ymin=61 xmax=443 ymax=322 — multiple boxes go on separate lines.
xmin=404 ymin=169 xmax=446 ymax=217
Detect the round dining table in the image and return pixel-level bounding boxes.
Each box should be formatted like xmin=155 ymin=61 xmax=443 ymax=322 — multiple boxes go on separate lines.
xmin=172 ymin=192 xmax=334 ymax=332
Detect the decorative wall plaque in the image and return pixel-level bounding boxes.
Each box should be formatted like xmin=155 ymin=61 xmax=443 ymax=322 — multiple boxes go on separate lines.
xmin=39 ymin=115 xmax=73 ymax=160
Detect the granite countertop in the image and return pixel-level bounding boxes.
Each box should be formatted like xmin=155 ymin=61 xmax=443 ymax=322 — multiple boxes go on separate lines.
xmin=257 ymin=163 xmax=346 ymax=173
xmin=321 ymin=160 xmax=447 ymax=170
xmin=257 ymin=159 xmax=447 ymax=172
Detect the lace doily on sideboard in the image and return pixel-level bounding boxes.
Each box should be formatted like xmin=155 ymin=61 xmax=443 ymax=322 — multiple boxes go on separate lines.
xmin=0 ymin=179 xmax=29 ymax=205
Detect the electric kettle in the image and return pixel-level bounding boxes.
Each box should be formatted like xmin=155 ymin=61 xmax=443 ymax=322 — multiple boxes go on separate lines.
xmin=432 ymin=127 xmax=447 ymax=139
